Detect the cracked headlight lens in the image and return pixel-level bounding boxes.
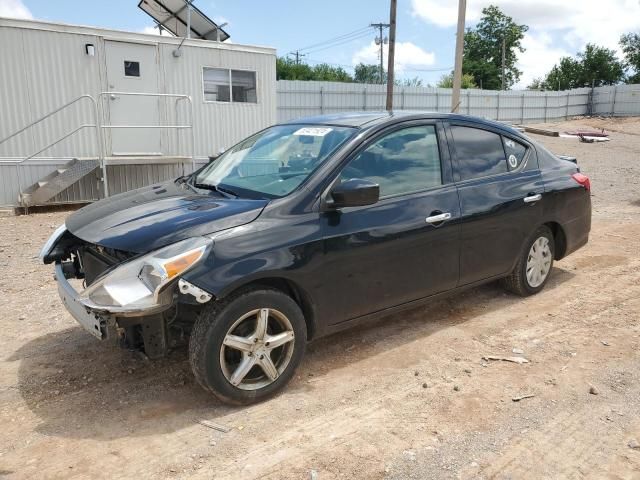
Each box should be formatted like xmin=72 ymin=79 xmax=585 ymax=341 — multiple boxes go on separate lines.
xmin=80 ymin=237 xmax=211 ymax=310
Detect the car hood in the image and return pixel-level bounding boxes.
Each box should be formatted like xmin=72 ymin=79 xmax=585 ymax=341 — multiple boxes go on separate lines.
xmin=65 ymin=181 xmax=268 ymax=253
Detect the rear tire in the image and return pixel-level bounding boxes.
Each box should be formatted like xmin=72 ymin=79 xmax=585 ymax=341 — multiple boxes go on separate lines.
xmin=189 ymin=287 xmax=306 ymax=405
xmin=502 ymin=225 xmax=555 ymax=296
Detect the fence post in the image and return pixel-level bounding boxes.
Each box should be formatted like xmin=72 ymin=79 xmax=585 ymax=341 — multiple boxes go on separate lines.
xmin=401 ymin=87 xmax=405 ymax=110
xmin=363 ymin=87 xmax=367 ymax=111
xmin=466 ymin=90 xmax=471 ymax=115
xmin=319 ymin=86 xmax=324 ymax=115
xmin=565 ymin=91 xmax=570 ymax=120
xmin=521 ymin=93 xmax=525 ymax=124
xmin=611 ymin=86 xmax=618 ymax=116
xmin=496 ymin=91 xmax=500 ymax=121
xmin=544 ymin=94 xmax=548 ymax=123
xmin=435 ymin=90 xmax=439 ymax=112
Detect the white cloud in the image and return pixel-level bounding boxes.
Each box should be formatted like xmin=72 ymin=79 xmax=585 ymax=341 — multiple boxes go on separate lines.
xmin=411 ymin=0 xmax=640 ymax=86
xmin=139 ymin=26 xmax=161 ymax=35
xmin=0 ymin=0 xmax=33 ymax=19
xmin=352 ymin=41 xmax=436 ymax=72
xmin=516 ymin=32 xmax=572 ymax=88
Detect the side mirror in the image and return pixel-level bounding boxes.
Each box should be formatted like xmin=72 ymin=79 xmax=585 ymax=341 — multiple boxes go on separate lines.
xmin=329 ymin=178 xmax=380 ymax=209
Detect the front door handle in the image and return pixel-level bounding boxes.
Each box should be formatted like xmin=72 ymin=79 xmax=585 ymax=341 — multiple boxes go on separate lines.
xmin=109 ymin=94 xmax=119 ymax=100
xmin=523 ymin=193 xmax=542 ymax=203
xmin=426 ymin=212 xmax=452 ymax=224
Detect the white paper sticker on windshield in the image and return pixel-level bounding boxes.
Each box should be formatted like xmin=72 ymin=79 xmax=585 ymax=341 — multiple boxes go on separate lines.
xmin=293 ymin=127 xmax=332 ymax=137
xmin=508 ymin=154 xmax=518 ymax=168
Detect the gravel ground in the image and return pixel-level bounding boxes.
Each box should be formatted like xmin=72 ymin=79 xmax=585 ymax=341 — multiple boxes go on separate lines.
xmin=1 ymin=117 xmax=640 ymax=479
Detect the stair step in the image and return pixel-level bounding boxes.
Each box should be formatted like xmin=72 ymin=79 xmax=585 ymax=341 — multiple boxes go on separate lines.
xmin=20 ymin=158 xmax=100 ymax=207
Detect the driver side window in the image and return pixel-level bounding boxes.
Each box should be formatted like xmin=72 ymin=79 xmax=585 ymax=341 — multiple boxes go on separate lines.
xmin=340 ymin=125 xmax=442 ymax=198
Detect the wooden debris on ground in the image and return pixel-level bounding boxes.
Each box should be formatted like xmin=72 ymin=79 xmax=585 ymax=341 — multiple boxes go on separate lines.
xmin=483 ymin=355 xmax=530 ymax=364
xmin=197 ymin=420 xmax=232 ymax=433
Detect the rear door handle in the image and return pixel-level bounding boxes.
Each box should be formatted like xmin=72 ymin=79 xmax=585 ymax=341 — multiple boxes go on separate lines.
xmin=523 ymin=194 xmax=542 ymax=203
xmin=426 ymin=212 xmax=452 ymax=224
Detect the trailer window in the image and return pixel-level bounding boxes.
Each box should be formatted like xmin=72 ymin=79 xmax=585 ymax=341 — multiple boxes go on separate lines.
xmin=231 ymin=70 xmax=257 ymax=103
xmin=203 ymin=68 xmax=257 ymax=103
xmin=124 ymin=61 xmax=140 ymax=77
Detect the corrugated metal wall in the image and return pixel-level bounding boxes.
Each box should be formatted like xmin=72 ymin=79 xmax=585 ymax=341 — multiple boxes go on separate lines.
xmin=592 ymin=84 xmax=640 ymax=116
xmin=276 ymin=81 xmax=612 ymax=124
xmin=160 ymin=42 xmax=277 ymax=157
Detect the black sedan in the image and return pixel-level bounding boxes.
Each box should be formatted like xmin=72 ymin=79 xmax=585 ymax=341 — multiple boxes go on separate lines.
xmin=40 ymin=112 xmax=591 ymax=404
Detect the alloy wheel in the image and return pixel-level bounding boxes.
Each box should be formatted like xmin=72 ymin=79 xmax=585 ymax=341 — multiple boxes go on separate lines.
xmin=219 ymin=308 xmax=295 ymax=391
xmin=526 ymin=236 xmax=552 ymax=288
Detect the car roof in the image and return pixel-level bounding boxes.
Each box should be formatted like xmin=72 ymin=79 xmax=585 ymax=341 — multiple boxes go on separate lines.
xmin=280 ymin=111 xmax=526 ymax=137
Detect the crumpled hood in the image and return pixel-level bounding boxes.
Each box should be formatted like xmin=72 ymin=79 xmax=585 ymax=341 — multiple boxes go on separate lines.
xmin=65 ymin=181 xmax=268 ymax=253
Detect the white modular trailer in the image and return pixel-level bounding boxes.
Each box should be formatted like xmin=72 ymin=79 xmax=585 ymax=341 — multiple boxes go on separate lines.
xmin=0 ymin=17 xmax=276 ymax=207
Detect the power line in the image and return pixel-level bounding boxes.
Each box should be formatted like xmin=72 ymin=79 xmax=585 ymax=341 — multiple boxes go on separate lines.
xmin=297 ymin=26 xmax=370 ymax=53
xmin=303 ymin=30 xmax=373 ymax=55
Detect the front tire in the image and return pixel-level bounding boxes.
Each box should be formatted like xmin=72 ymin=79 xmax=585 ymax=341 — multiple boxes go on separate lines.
xmin=502 ymin=225 xmax=555 ymax=296
xmin=189 ymin=287 xmax=307 ymax=405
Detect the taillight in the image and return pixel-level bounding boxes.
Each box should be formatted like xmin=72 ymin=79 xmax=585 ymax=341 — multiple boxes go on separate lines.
xmin=572 ymin=173 xmax=591 ymax=192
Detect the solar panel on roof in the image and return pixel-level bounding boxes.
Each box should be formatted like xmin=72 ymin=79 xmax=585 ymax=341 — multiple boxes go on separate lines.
xmin=138 ymin=0 xmax=229 ymax=41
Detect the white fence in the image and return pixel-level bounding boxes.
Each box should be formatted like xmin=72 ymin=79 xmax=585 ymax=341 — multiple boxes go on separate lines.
xmin=277 ymin=81 xmax=640 ymax=124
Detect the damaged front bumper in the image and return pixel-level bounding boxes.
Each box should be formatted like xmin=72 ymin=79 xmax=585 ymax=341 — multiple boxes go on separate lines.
xmin=54 ymin=263 xmax=180 ymax=340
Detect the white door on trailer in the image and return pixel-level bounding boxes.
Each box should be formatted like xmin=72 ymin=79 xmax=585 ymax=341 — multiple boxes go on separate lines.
xmin=105 ymin=41 xmax=161 ymax=156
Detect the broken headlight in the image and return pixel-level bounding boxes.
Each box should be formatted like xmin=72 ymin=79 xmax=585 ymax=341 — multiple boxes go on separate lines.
xmin=79 ymin=237 xmax=212 ymax=310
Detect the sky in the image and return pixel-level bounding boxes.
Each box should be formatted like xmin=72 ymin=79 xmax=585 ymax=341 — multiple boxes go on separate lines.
xmin=1 ymin=0 xmax=639 ymax=89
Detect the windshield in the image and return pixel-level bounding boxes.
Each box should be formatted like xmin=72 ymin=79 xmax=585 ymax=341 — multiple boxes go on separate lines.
xmin=195 ymin=124 xmax=355 ymax=198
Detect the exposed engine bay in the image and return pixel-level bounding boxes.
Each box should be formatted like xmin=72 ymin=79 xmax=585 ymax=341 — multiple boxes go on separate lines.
xmin=45 ymin=230 xmax=204 ymax=358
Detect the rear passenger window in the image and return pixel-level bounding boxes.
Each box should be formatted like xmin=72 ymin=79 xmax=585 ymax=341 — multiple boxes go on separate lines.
xmin=341 ymin=125 xmax=442 ymax=198
xmin=451 ymin=126 xmax=507 ymax=180
xmin=502 ymin=136 xmax=528 ymax=171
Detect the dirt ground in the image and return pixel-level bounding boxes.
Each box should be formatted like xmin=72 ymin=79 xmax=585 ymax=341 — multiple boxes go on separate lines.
xmin=1 ymin=117 xmax=640 ymax=480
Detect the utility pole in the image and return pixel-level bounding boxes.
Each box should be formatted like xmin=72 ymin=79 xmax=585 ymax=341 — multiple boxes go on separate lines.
xmin=371 ymin=22 xmax=390 ymax=84
xmin=501 ymin=37 xmax=506 ymax=90
xmin=451 ymin=0 xmax=466 ymax=112
xmin=289 ymin=50 xmax=306 ymax=65
xmin=386 ymin=0 xmax=397 ymax=110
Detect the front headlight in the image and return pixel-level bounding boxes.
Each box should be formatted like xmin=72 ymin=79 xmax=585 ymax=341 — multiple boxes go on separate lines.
xmin=80 ymin=237 xmax=212 ymax=310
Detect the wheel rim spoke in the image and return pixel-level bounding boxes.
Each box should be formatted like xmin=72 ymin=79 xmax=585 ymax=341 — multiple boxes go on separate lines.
xmin=223 ymin=334 xmax=254 ymax=352
xmin=265 ymin=331 xmax=295 ymax=350
xmin=230 ymin=354 xmax=256 ymax=386
xmin=255 ymin=308 xmax=269 ymax=339
xmin=258 ymin=354 xmax=279 ymax=381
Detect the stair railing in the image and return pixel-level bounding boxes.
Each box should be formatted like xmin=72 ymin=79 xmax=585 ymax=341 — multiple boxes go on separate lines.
xmin=0 ymin=95 xmax=102 ymax=203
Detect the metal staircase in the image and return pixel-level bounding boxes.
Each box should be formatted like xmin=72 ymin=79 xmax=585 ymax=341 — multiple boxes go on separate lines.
xmin=19 ymin=158 xmax=100 ymax=207
xmin=0 ymin=92 xmax=194 ymax=209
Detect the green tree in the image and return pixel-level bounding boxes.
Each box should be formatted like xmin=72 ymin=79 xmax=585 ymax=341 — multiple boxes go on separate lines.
xmin=462 ymin=5 xmax=528 ymax=90
xmin=396 ymin=77 xmax=424 ymax=87
xmin=354 ymin=63 xmax=384 ymax=84
xmin=620 ymin=33 xmax=640 ymax=83
xmin=310 ymin=63 xmax=353 ymax=82
xmin=527 ymin=78 xmax=543 ymax=90
xmin=276 ymin=57 xmax=315 ymax=80
xmin=579 ymin=44 xmax=625 ymax=86
xmin=436 ymin=73 xmax=477 ymax=89
xmin=539 ymin=44 xmax=625 ymax=89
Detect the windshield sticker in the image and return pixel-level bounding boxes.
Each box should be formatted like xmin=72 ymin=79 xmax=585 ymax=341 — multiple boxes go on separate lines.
xmin=293 ymin=127 xmax=333 ymax=137
xmin=508 ymin=154 xmax=518 ymax=168
xmin=505 ymin=139 xmax=515 ymax=149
